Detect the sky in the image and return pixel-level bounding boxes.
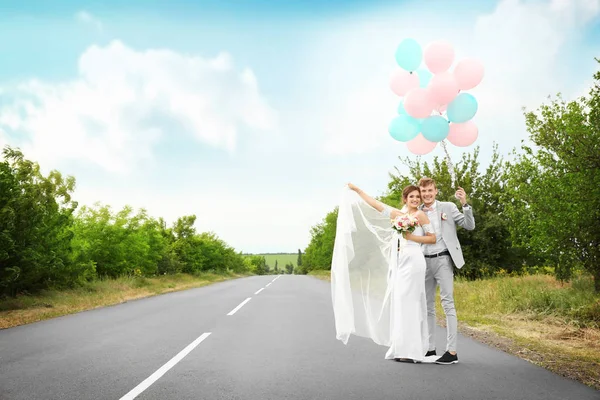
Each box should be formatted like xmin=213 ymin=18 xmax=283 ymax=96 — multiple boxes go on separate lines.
xmin=0 ymin=0 xmax=598 ymax=254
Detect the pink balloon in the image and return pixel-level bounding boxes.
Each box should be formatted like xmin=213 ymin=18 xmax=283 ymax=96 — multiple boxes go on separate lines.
xmin=389 ymin=69 xmax=419 ymax=96
xmin=427 ymin=72 xmax=459 ymax=105
xmin=424 ymin=41 xmax=455 ymax=74
xmin=406 ymin=134 xmax=437 ymax=155
xmin=447 ymin=121 xmax=479 ymax=147
xmin=437 ymin=104 xmax=447 ymax=114
xmin=403 ymin=88 xmax=434 ymax=119
xmin=453 ymin=58 xmax=484 ymax=90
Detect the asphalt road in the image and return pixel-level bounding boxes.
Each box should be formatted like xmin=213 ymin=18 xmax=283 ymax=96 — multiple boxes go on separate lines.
xmin=0 ymin=275 xmax=598 ymax=400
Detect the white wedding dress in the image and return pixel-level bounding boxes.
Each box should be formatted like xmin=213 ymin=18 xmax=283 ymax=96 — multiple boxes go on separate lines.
xmin=384 ymin=225 xmax=429 ymax=361
xmin=331 ymin=187 xmax=430 ymax=362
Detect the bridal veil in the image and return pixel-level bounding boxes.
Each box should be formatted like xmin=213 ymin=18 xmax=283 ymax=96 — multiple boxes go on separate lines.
xmin=331 ymin=186 xmax=402 ymax=346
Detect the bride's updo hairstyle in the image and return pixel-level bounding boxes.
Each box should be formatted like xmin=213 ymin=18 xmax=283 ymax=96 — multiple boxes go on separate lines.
xmin=402 ymin=185 xmax=421 ymax=203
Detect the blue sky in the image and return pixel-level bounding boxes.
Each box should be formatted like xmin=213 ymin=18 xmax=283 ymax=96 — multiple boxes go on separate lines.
xmin=0 ymin=0 xmax=599 ymax=253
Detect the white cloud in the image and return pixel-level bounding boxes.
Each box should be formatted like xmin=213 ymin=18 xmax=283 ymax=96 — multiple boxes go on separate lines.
xmin=313 ymin=0 xmax=599 ymax=159
xmin=1 ymin=1 xmax=597 ymax=254
xmin=0 ymin=40 xmax=278 ymax=173
xmin=75 ymin=10 xmax=103 ymax=32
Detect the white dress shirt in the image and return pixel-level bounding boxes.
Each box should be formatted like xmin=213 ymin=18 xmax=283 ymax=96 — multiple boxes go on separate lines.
xmin=423 ymin=201 xmax=448 ymax=255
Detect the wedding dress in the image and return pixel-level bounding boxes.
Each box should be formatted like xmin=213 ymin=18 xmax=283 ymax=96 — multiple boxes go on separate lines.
xmin=331 ymin=186 xmax=429 ymax=361
xmin=383 ymin=224 xmax=429 ymax=361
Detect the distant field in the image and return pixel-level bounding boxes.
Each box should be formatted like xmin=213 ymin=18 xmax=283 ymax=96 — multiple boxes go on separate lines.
xmin=256 ymin=253 xmax=298 ymax=268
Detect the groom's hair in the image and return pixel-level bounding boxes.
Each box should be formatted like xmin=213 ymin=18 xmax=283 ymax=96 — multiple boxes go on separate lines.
xmin=418 ymin=177 xmax=436 ymax=188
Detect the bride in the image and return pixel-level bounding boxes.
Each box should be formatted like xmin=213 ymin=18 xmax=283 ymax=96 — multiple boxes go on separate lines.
xmin=331 ymin=183 xmax=436 ymax=362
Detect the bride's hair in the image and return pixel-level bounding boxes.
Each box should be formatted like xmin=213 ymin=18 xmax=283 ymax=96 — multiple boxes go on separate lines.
xmin=402 ymin=185 xmax=421 ymax=203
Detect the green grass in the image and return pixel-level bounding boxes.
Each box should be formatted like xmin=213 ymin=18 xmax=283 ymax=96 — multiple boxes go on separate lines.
xmin=308 ymin=270 xmax=331 ymax=279
xmin=309 ymin=270 xmax=599 ymax=327
xmin=452 ymin=273 xmax=600 ymax=389
xmin=454 ymin=273 xmax=599 ymax=328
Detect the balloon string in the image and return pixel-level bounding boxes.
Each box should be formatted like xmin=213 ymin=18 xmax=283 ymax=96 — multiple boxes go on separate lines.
xmin=440 ymin=140 xmax=456 ymax=188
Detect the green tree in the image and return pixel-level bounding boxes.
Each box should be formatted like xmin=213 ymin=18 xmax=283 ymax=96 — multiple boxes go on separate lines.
xmin=0 ymin=146 xmax=251 ymax=295
xmin=171 ymin=216 xmax=204 ymax=273
xmin=246 ymin=255 xmax=267 ymax=275
xmin=194 ymin=231 xmax=246 ymax=273
xmin=302 ymin=208 xmax=338 ymax=273
xmin=297 ymin=249 xmax=302 ymax=267
xmin=505 ymin=60 xmax=600 ymax=291
xmin=386 ymin=144 xmax=522 ymax=278
xmin=0 ymin=146 xmax=85 ymax=295
xmin=285 ymin=263 xmax=294 ymax=274
xmin=71 ymin=204 xmax=164 ymax=278
xmin=156 ymin=217 xmax=183 ymax=275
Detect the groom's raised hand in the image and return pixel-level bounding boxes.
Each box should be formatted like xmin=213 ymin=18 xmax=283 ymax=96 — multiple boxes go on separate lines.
xmin=455 ymin=187 xmax=468 ymax=206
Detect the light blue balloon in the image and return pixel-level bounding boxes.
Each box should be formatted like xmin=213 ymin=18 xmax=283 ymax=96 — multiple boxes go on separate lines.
xmin=417 ymin=69 xmax=433 ymax=88
xmin=395 ymin=38 xmax=422 ymax=72
xmin=389 ymin=114 xmax=421 ymax=142
xmin=421 ymin=115 xmax=450 ymax=142
xmin=447 ymin=93 xmax=478 ymax=123
xmin=397 ymin=101 xmax=406 ymax=115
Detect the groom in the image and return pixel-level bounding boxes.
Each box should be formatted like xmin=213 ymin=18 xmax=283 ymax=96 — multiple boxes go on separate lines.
xmin=418 ymin=177 xmax=475 ymax=365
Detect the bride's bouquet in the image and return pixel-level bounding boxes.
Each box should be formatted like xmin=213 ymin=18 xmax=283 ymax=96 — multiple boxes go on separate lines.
xmin=391 ymin=214 xmax=419 ymax=233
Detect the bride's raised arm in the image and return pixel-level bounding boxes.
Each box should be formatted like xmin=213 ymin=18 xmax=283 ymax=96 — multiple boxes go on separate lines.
xmin=347 ymin=183 xmax=402 ymax=219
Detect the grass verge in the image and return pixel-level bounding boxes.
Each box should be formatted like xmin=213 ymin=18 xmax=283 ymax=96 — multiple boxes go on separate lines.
xmin=308 ymin=270 xmax=331 ymax=280
xmin=0 ymin=272 xmax=252 ymax=329
xmin=451 ymin=274 xmax=599 ymax=390
xmin=308 ymin=269 xmax=600 ymax=390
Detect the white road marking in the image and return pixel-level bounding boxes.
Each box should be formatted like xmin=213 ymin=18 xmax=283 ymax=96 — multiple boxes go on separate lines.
xmin=227 ymin=297 xmax=252 ymax=316
xmin=255 ymin=288 xmax=265 ymax=295
xmin=119 ymin=332 xmax=211 ymax=400
xmin=266 ymin=282 xmax=271 ymax=287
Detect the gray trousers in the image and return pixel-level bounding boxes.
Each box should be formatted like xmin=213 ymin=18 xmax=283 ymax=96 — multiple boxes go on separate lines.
xmin=425 ymin=255 xmax=457 ymax=352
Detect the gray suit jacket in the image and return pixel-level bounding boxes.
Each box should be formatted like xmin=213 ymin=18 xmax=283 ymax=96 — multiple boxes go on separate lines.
xmin=420 ymin=201 xmax=475 ymax=269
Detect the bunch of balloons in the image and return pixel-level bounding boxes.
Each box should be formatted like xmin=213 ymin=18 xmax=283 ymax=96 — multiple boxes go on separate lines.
xmin=388 ymin=38 xmax=484 ymax=155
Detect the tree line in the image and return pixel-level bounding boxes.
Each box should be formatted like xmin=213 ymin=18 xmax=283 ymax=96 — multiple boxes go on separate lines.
xmin=301 ymin=59 xmax=600 ymax=293
xmin=0 ymin=147 xmax=280 ymax=297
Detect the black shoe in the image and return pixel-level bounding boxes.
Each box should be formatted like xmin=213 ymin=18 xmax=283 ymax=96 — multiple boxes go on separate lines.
xmin=435 ymin=351 xmax=458 ymax=365
xmin=425 ymin=350 xmax=437 ymax=357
